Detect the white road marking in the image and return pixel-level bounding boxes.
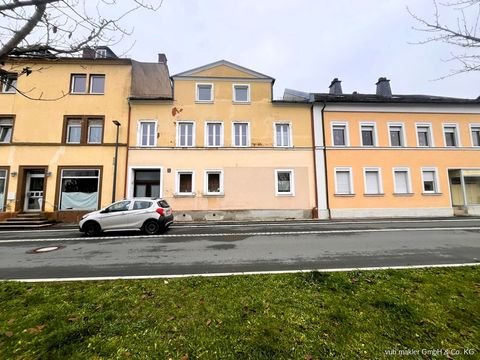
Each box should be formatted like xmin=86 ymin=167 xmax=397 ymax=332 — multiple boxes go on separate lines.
xmin=6 ymin=262 xmax=480 ymax=282
xmin=0 ymin=226 xmax=478 ymax=244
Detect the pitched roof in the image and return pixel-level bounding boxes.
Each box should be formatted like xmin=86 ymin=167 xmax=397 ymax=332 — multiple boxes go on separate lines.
xmin=312 ymin=93 xmax=480 ymax=104
xmin=172 ymin=60 xmax=274 ymax=81
xmin=130 ymin=60 xmax=172 ymax=100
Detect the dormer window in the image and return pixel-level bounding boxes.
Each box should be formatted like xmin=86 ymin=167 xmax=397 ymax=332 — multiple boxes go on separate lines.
xmin=95 ymin=49 xmax=107 ymax=58
xmin=196 ymin=83 xmax=213 ymax=102
xmin=233 ymin=84 xmax=250 ymax=103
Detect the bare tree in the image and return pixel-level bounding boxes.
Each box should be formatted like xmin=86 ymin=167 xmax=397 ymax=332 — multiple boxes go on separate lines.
xmin=409 ymin=0 xmax=480 ymax=76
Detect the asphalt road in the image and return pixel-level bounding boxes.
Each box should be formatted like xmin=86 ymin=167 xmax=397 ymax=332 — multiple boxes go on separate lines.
xmin=0 ymin=218 xmax=479 ymax=281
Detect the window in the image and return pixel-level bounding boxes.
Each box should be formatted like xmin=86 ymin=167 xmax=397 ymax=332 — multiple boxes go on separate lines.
xmin=95 ymin=49 xmax=107 ymax=58
xmin=87 ymin=119 xmax=103 ymax=144
xmin=443 ymin=125 xmax=459 ymax=147
xmin=335 ymin=168 xmax=353 ymax=195
xmin=393 ymin=169 xmax=411 ymax=194
xmin=233 ymin=122 xmax=250 ymax=147
xmin=90 ymin=75 xmax=105 ymax=94
xmin=361 ymin=124 xmax=376 ymax=146
xmin=196 ymin=83 xmax=213 ymax=102
xmin=389 ymin=124 xmax=404 ymax=147
xmin=422 ymin=169 xmax=439 ymax=193
xmin=275 ymin=123 xmax=291 ymax=147
xmin=205 ymin=122 xmax=223 ymax=147
xmin=332 ymin=123 xmax=348 ymax=146
xmin=0 ymin=118 xmax=13 ymax=143
xmin=64 ymin=116 xmax=104 ymax=144
xmin=106 ymin=200 xmax=131 ymax=212
xmin=0 ymin=169 xmax=7 ymax=211
xmin=176 ymin=171 xmax=194 ymax=195
xmin=364 ymin=168 xmax=382 ymax=195
xmin=133 ymin=200 xmax=152 ymax=210
xmin=71 ymin=74 xmax=105 ymax=94
xmin=59 ymin=169 xmax=100 ymax=210
xmin=233 ymin=84 xmax=250 ymax=103
xmin=275 ymin=170 xmax=295 ymax=196
xmin=177 ymin=122 xmax=195 ymax=147
xmin=71 ymin=74 xmax=87 ymax=93
xmin=471 ymin=125 xmax=480 ymax=146
xmin=66 ymin=119 xmax=82 ymax=143
xmin=416 ymin=124 xmax=432 ymax=147
xmin=133 ymin=169 xmax=161 ymax=197
xmin=139 ymin=121 xmax=156 ymax=147
xmin=1 ymin=73 xmax=17 ymax=93
xmin=205 ymin=170 xmax=223 ymax=195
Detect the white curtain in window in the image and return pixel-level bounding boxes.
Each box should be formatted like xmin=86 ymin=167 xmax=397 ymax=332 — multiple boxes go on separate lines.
xmin=394 ymin=171 xmax=408 ymax=193
xmin=60 ymin=192 xmax=98 ymax=210
xmin=336 ymin=171 xmax=351 ymax=194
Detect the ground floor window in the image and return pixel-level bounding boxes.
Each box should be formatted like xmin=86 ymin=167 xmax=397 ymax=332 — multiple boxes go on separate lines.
xmin=335 ymin=168 xmax=353 ymax=195
xmin=59 ymin=169 xmax=100 ymax=210
xmin=275 ymin=169 xmax=294 ymax=196
xmin=176 ymin=171 xmax=194 ymax=195
xmin=204 ymin=170 xmax=223 ymax=195
xmin=0 ymin=169 xmax=7 ymax=211
xmin=422 ymin=169 xmax=439 ymax=193
xmin=134 ymin=169 xmax=161 ymax=197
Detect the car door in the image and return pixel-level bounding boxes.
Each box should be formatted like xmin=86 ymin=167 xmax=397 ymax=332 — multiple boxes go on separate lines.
xmin=128 ymin=200 xmax=154 ymax=229
xmin=98 ymin=200 xmax=131 ymax=230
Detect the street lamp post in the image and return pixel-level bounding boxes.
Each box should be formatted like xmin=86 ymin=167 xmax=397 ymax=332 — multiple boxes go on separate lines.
xmin=112 ymin=120 xmax=121 ymax=203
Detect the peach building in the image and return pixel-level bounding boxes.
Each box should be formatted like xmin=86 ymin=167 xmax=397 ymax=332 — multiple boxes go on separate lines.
xmin=305 ymin=78 xmax=480 ymax=218
xmin=127 ymin=60 xmax=317 ymax=221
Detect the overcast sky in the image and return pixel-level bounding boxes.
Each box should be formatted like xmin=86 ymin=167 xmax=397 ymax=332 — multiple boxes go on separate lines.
xmin=115 ymin=0 xmax=480 ymax=99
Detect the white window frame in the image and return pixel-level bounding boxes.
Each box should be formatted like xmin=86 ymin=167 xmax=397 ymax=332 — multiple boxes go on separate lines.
xmin=176 ymin=121 xmax=196 ymax=147
xmin=331 ymin=122 xmax=349 ymax=146
xmin=232 ymin=122 xmax=251 ymax=147
xmin=204 ymin=121 xmax=224 ymax=147
xmin=66 ymin=119 xmax=82 ymax=144
xmin=137 ymin=120 xmax=157 ymax=147
xmin=204 ymin=170 xmax=224 ymax=195
xmin=392 ymin=167 xmax=412 ymax=194
xmin=334 ymin=167 xmax=354 ymax=195
xmin=442 ymin=123 xmax=461 ymax=147
xmin=232 ymin=84 xmax=251 ymax=103
xmin=421 ymin=167 xmax=440 ymax=193
xmin=70 ymin=74 xmax=87 ymax=94
xmin=275 ymin=169 xmax=295 ymax=196
xmin=175 ymin=170 xmax=195 ymax=196
xmin=196 ymin=83 xmax=214 ymax=103
xmin=359 ymin=122 xmax=377 ymax=147
xmin=0 ymin=118 xmax=13 ymax=144
xmin=415 ymin=123 xmax=434 ymax=147
xmin=89 ymin=75 xmax=105 ymax=94
xmin=87 ymin=119 xmax=103 ymax=144
xmin=274 ymin=122 xmax=293 ymax=147
xmin=2 ymin=74 xmax=17 ymax=93
xmin=95 ymin=49 xmax=107 ymax=58
xmin=363 ymin=167 xmax=383 ymax=195
xmin=470 ymin=123 xmax=480 ymax=147
xmin=388 ymin=122 xmax=406 ymax=147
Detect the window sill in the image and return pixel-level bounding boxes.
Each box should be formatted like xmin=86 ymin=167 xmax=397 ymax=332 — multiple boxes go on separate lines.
xmin=232 ymin=101 xmax=251 ymax=105
xmin=422 ymin=192 xmax=442 ymax=196
xmin=334 ymin=193 xmax=355 ymax=197
xmin=0 ymin=92 xmax=15 ymax=95
xmin=274 ymin=146 xmax=293 ymax=149
xmin=393 ymin=193 xmax=414 ymax=197
xmin=363 ymin=193 xmax=385 ymax=197
xmin=195 ymin=100 xmax=214 ymax=104
xmin=276 ymin=193 xmax=295 ymax=197
xmin=203 ymin=193 xmax=224 ymax=198
xmin=69 ymin=93 xmax=104 ymax=95
xmin=174 ymin=193 xmax=196 ymax=198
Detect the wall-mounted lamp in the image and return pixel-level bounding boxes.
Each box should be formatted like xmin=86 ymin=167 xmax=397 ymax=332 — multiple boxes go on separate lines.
xmin=11 ymin=171 xmax=17 ymax=177
xmin=46 ymin=171 xmax=52 ymax=177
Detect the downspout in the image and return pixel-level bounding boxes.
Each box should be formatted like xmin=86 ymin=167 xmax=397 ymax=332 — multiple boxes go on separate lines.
xmin=310 ymin=104 xmax=319 ymax=218
xmin=321 ymin=101 xmax=331 ymax=219
xmin=123 ymin=100 xmax=132 ymax=198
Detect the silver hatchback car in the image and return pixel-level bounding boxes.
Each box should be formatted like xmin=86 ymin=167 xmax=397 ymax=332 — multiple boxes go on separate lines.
xmin=79 ymin=198 xmax=174 ymax=236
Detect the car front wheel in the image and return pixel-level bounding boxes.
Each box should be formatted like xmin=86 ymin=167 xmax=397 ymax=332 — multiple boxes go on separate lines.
xmin=143 ymin=219 xmax=160 ymax=235
xmin=83 ymin=221 xmax=101 ymax=237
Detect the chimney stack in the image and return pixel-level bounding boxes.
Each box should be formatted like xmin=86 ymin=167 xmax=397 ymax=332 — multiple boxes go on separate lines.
xmin=158 ymin=53 xmax=167 ymax=64
xmin=376 ymin=77 xmax=392 ymax=97
xmin=329 ymin=78 xmax=343 ymax=95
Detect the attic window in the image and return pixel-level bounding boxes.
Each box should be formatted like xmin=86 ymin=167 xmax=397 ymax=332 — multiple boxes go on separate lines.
xmin=1 ymin=73 xmax=17 ymax=93
xmin=95 ymin=49 xmax=107 ymax=58
xmin=196 ymin=83 xmax=213 ymax=102
xmin=233 ymin=84 xmax=250 ymax=103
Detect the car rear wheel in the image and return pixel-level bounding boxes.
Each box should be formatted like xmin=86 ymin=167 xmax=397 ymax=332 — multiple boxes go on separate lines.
xmin=143 ymin=219 xmax=160 ymax=235
xmin=83 ymin=221 xmax=100 ymax=237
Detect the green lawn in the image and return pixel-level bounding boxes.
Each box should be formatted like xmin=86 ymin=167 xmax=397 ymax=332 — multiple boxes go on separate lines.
xmin=1 ymin=267 xmax=479 ymax=359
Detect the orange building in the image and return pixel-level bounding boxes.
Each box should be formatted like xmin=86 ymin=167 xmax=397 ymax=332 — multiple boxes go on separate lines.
xmin=305 ymin=78 xmax=480 ymax=218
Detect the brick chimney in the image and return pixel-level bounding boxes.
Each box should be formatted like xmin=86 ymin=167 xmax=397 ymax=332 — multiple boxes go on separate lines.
xmin=158 ymin=53 xmax=167 ymax=64
xmin=376 ymin=77 xmax=392 ymax=97
xmin=329 ymin=78 xmax=343 ymax=95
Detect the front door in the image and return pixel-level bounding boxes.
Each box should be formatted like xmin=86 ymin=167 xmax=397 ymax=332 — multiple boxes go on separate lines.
xmin=24 ymin=170 xmax=45 ymax=212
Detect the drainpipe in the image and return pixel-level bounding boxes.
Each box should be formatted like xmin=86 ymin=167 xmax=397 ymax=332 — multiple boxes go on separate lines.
xmin=123 ymin=101 xmax=132 ymax=199
xmin=321 ymin=101 xmax=331 ymax=219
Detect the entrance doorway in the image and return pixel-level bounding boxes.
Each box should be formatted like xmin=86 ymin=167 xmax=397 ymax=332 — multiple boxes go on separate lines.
xmin=133 ymin=169 xmax=161 ymax=198
xmin=24 ymin=169 xmax=46 ymax=212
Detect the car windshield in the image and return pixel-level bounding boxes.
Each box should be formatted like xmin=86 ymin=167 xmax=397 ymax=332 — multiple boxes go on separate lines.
xmin=106 ymin=201 xmax=130 ymax=212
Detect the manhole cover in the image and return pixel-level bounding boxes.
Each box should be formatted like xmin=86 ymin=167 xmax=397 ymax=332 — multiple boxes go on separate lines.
xmin=27 ymin=246 xmax=64 ymax=254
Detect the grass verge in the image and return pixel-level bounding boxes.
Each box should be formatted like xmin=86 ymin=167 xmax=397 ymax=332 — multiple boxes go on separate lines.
xmin=1 ymin=267 xmax=479 ymax=359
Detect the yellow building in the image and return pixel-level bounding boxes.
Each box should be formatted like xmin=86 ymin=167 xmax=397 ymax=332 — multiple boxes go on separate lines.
xmin=309 ymin=78 xmax=480 ymax=218
xmin=0 ymin=48 xmax=133 ymax=222
xmin=128 ymin=60 xmax=317 ymax=221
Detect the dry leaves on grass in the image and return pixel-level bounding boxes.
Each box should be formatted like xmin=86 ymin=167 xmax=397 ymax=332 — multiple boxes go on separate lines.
xmin=25 ymin=325 xmax=46 ymax=334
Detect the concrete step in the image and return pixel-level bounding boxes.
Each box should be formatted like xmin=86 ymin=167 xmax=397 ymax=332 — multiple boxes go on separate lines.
xmin=5 ymin=217 xmax=49 ymax=222
xmin=3 ymin=219 xmax=52 ymax=225
xmin=0 ymin=223 xmax=54 ymax=230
